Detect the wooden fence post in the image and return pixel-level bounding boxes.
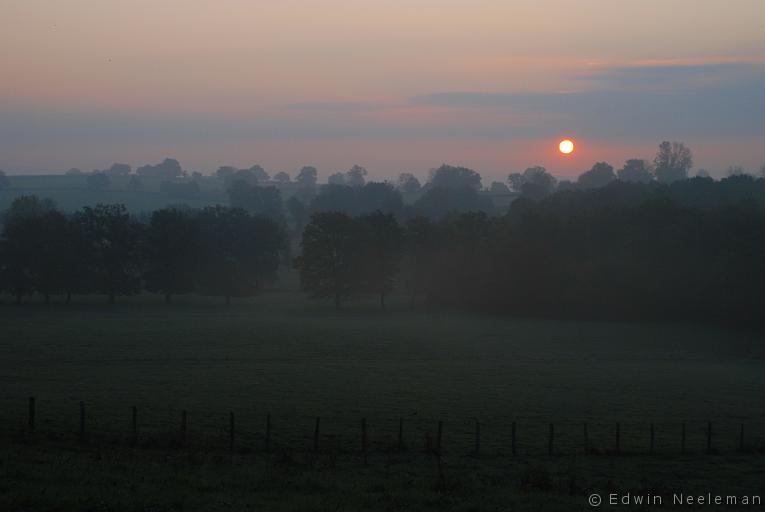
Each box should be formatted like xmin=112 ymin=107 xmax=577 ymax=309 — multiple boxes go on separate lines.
xmin=229 ymin=412 xmax=235 ymax=452
xmin=615 ymin=423 xmax=620 ymax=455
xmin=548 ymin=423 xmax=554 ymax=456
xmin=28 ymin=396 xmax=35 ymax=435
xmin=681 ymin=422 xmax=686 ymax=454
xmin=474 ymin=419 xmax=480 ymax=456
xmin=131 ymin=406 xmax=137 ymax=445
xmin=397 ymin=418 xmax=403 ymax=452
xmin=265 ymin=413 xmax=271 ymax=451
xmin=361 ymin=417 xmax=368 ymax=464
xmin=313 ymin=416 xmax=320 ymax=453
xmin=649 ymin=423 xmax=655 ymax=455
xmin=79 ymin=401 xmax=85 ymax=440
xmin=511 ymin=421 xmax=517 ymax=456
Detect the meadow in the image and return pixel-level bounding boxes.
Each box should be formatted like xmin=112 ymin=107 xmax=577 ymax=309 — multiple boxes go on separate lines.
xmin=1 ymin=288 xmax=765 ymax=510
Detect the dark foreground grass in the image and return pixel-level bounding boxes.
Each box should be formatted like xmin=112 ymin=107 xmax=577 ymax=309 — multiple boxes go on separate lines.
xmin=3 ymin=440 xmax=765 ymax=511
xmin=1 ymin=290 xmax=765 ymax=508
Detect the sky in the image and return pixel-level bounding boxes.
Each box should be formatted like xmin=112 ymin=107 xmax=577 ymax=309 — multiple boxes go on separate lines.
xmin=2 ymin=0 xmax=765 ymax=181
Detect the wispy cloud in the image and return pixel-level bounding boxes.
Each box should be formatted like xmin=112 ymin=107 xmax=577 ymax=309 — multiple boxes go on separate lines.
xmin=283 ymin=101 xmax=389 ymax=112
xmin=2 ymin=60 xmax=765 ymax=175
xmin=579 ymin=59 xmax=765 ymax=91
xmin=410 ymin=61 xmax=765 ymax=138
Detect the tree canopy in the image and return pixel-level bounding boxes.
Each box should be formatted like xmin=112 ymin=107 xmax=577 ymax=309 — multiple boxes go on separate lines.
xmin=428 ymin=164 xmax=483 ymax=191
xmin=654 ymin=141 xmax=693 ymax=183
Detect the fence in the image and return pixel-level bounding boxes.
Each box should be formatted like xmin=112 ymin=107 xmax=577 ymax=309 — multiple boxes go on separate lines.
xmin=6 ymin=396 xmax=765 ymax=457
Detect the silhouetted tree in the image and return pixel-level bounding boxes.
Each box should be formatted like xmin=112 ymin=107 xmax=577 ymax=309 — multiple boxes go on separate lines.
xmin=2 ymin=195 xmax=57 ymax=221
xmin=2 ymin=200 xmax=88 ymax=303
xmin=227 ymin=182 xmax=284 ymax=219
xmin=346 ymin=165 xmax=368 ymax=187
xmin=295 ymin=212 xmax=362 ymax=309
xmin=294 ymin=166 xmax=318 ymax=203
xmin=74 ymin=204 xmax=144 ymax=303
xmin=1 ymin=222 xmax=35 ymax=303
xmin=618 ymin=159 xmax=654 ymax=183
xmin=137 ymin=158 xmax=184 ymax=179
xmin=30 ymin=210 xmax=77 ymax=304
xmin=358 ymin=211 xmax=402 ymax=309
xmin=654 ymin=141 xmax=693 ymax=183
xmin=105 ymin=163 xmax=131 ymax=176
xmin=397 ymin=173 xmax=422 ymax=194
xmin=196 ymin=206 xmax=285 ymax=305
xmin=508 ymin=166 xmax=557 ymax=199
xmin=65 ymin=168 xmax=83 ymax=176
xmin=273 ymin=171 xmax=291 ymax=184
xmin=57 ymin=214 xmax=90 ymax=303
xmin=429 ymin=164 xmax=482 ymax=190
xmin=216 ymin=166 xmax=238 ymax=181
xmin=144 ymin=208 xmax=200 ymax=303
xmin=358 ymin=183 xmax=404 ymax=216
xmin=310 ymin=182 xmax=403 ymax=216
xmin=437 ymin=212 xmax=493 ymax=306
xmin=295 ymin=166 xmax=318 ymax=187
xmin=247 ymin=215 xmax=286 ymax=291
xmin=726 ymin=165 xmax=748 ymax=177
xmin=489 ymin=181 xmax=510 ymax=194
xmin=577 ymin=162 xmax=616 ymax=189
xmin=0 ymin=196 xmax=57 ymax=303
xmin=311 ymin=184 xmax=355 ymax=212
xmin=327 ymin=172 xmax=346 ymax=185
xmin=248 ymin=165 xmax=270 ymax=183
xmin=231 ymin=168 xmax=256 ymax=185
xmin=397 ymin=179 xmax=765 ymax=322
xmin=401 ymin=216 xmax=438 ymax=303
xmin=413 ymin=186 xmax=494 ymax=219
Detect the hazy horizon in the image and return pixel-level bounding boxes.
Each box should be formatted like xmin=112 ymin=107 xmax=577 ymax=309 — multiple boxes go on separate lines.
xmin=3 ymin=0 xmax=765 ymax=180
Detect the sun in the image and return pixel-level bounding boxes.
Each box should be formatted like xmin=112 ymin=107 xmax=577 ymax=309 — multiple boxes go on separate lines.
xmin=559 ymin=139 xmax=575 ymax=155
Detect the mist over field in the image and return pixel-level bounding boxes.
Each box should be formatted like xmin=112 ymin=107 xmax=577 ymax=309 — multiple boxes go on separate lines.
xmin=3 ymin=1 xmax=765 ymax=510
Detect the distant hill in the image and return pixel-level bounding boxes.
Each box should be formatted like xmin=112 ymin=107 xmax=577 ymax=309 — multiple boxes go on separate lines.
xmin=0 ymin=174 xmax=228 ymax=213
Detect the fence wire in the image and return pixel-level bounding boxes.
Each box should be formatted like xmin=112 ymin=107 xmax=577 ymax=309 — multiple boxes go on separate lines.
xmin=3 ymin=396 xmax=765 ymax=456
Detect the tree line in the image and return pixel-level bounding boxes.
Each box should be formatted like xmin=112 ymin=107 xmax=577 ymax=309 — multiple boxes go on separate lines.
xmin=3 ymin=173 xmax=765 ymax=324
xmin=225 ymin=141 xmax=765 ymax=230
xmin=0 ymin=197 xmax=286 ymax=305
xmin=295 ymin=177 xmax=765 ymax=323
xmin=9 ymin=141 xmax=765 ymax=230
xmin=227 ymin=164 xmax=496 ymax=229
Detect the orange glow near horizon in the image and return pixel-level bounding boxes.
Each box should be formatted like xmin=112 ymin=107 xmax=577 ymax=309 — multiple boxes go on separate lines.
xmin=559 ymin=139 xmax=575 ymax=155
xmin=2 ymin=2 xmax=765 ymax=174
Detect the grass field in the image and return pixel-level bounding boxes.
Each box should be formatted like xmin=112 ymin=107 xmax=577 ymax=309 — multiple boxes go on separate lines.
xmin=2 ymin=289 xmax=765 ymax=509
xmin=4 ymin=443 xmax=765 ymax=511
